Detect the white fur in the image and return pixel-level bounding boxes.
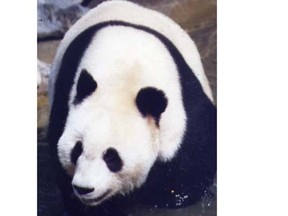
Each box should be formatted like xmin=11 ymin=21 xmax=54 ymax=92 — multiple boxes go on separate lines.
xmin=51 ymin=1 xmax=213 ymax=206
xmin=49 ymin=0 xmax=213 ymax=104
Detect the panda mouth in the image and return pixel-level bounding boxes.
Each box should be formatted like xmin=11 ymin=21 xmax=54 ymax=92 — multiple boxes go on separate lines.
xmin=81 ymin=189 xmax=112 ymax=205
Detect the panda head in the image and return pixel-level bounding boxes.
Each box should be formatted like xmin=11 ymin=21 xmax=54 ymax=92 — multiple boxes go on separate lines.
xmin=57 ymin=67 xmax=168 ymax=206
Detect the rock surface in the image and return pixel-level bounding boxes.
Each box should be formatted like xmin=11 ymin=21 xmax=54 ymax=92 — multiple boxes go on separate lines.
xmin=38 ymin=0 xmax=88 ymax=39
xmin=37 ymin=60 xmax=50 ymax=92
xmin=37 ymin=60 xmax=51 ymax=130
xmin=38 ymin=0 xmax=83 ymax=9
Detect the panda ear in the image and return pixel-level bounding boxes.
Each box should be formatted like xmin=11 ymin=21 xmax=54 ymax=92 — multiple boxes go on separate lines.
xmin=74 ymin=69 xmax=97 ymax=104
xmin=136 ymin=87 xmax=168 ymax=125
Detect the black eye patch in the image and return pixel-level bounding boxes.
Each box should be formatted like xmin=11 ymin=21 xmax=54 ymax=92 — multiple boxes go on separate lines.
xmin=74 ymin=69 xmax=97 ymax=105
xmin=103 ymin=148 xmax=123 ymax=172
xmin=71 ymin=141 xmax=83 ymax=165
xmin=136 ymin=87 xmax=168 ymax=125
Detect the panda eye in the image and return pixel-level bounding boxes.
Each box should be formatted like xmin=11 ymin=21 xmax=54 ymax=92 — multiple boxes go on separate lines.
xmin=103 ymin=148 xmax=123 ymax=172
xmin=71 ymin=141 xmax=83 ymax=165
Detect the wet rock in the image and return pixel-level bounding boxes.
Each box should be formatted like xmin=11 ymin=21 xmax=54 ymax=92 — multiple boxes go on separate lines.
xmin=38 ymin=0 xmax=89 ymax=40
xmin=37 ymin=60 xmax=50 ymax=92
xmin=38 ymin=92 xmax=49 ymax=130
xmin=38 ymin=40 xmax=61 ymax=64
xmin=38 ymin=60 xmax=51 ymax=130
xmin=38 ymin=0 xmax=83 ymax=9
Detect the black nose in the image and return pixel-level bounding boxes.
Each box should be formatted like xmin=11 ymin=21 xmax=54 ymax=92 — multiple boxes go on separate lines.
xmin=73 ymin=185 xmax=94 ymax=195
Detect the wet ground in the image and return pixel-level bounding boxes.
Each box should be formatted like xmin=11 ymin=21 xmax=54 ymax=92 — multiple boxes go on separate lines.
xmin=38 ymin=0 xmax=216 ymax=215
xmin=38 ymin=139 xmax=216 ymax=216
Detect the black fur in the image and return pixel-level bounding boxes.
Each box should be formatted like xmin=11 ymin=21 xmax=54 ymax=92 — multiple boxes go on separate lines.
xmin=74 ymin=69 xmax=97 ymax=105
xmin=136 ymin=87 xmax=168 ymax=125
xmin=71 ymin=141 xmax=83 ymax=165
xmin=48 ymin=20 xmax=216 ymax=215
xmin=103 ymin=148 xmax=123 ymax=172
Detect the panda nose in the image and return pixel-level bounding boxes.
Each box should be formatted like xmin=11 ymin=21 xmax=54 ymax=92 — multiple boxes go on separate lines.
xmin=73 ymin=185 xmax=94 ymax=195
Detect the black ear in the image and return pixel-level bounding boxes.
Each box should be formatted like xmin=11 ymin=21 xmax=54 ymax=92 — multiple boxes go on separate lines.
xmin=74 ymin=69 xmax=97 ymax=104
xmin=136 ymin=87 xmax=168 ymax=125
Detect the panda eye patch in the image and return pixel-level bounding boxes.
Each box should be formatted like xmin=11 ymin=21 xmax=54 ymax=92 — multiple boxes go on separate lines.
xmin=103 ymin=148 xmax=123 ymax=172
xmin=71 ymin=141 xmax=83 ymax=165
xmin=74 ymin=69 xmax=97 ymax=105
xmin=136 ymin=87 xmax=168 ymax=125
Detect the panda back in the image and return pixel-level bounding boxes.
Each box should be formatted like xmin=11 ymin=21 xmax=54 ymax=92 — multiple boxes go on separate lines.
xmin=49 ymin=0 xmax=213 ymax=106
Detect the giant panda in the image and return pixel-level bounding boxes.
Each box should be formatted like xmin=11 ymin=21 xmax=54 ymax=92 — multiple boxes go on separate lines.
xmin=48 ymin=1 xmax=216 ymax=216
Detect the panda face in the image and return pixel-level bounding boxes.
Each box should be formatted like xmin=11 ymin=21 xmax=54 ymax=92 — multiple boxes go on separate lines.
xmin=56 ymin=26 xmax=187 ymax=206
xmin=58 ymin=89 xmax=162 ymax=205
xmin=57 ymin=70 xmax=169 ymax=205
